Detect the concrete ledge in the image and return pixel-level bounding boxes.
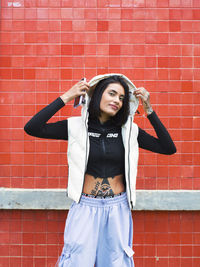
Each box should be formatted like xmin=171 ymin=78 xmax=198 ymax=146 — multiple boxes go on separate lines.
xmin=0 ymin=188 xmax=200 ymax=210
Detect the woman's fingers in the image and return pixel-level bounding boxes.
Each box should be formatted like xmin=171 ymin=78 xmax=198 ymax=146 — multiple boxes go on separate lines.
xmin=133 ymin=87 xmax=153 ymax=114
xmin=134 ymin=87 xmax=150 ymax=102
xmin=78 ymin=81 xmax=90 ymax=93
xmin=61 ymin=79 xmax=90 ymax=103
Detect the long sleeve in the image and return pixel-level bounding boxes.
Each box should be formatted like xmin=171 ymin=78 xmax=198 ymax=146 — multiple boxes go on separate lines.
xmin=137 ymin=111 xmax=176 ymax=155
xmin=24 ymin=97 xmax=68 ymax=140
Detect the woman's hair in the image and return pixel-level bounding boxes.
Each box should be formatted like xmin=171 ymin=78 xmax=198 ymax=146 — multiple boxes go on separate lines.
xmin=88 ymin=75 xmax=130 ymax=126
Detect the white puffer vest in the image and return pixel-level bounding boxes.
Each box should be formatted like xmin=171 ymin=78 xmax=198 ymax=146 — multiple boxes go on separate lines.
xmin=67 ymin=73 xmax=139 ymax=209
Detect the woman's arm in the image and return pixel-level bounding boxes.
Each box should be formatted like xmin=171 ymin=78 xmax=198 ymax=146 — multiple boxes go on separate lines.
xmin=134 ymin=87 xmax=176 ymax=155
xmin=24 ymin=97 xmax=68 ymax=140
xmin=138 ymin=111 xmax=177 ymax=155
xmin=24 ymin=79 xmax=90 ymax=140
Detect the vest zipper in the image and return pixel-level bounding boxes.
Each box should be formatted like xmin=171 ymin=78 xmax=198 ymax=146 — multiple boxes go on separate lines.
xmin=79 ymin=113 xmax=89 ymax=202
xmin=128 ymin=117 xmax=133 ymax=209
xmin=101 ymin=128 xmax=106 ymax=177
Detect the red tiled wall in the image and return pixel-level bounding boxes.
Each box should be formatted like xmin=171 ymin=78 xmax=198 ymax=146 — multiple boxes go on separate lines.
xmin=0 ymin=210 xmax=200 ymax=267
xmin=0 ymin=0 xmax=200 ymax=266
xmin=0 ymin=0 xmax=199 ymax=191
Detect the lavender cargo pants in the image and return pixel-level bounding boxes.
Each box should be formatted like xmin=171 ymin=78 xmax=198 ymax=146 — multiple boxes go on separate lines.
xmin=58 ymin=192 xmax=134 ymax=267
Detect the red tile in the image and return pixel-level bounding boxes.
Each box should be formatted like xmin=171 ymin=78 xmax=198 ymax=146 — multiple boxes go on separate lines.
xmin=0 ymin=258 xmax=10 ymax=267
xmin=181 ymin=153 xmax=193 ymax=165
xmin=61 ymin=8 xmax=73 ymax=19
xmin=158 ymin=57 xmax=168 ymax=68
xmin=121 ymin=8 xmax=134 ymax=19
xmin=146 ymin=10 xmax=158 ymax=21
xmin=47 ymin=257 xmax=59 ymax=266
xmin=181 ymin=0 xmax=192 ymax=7
xmin=192 ymin=246 xmax=200 ymax=262
xmin=144 ymin=245 xmax=156 ymax=256
xmin=49 ymin=8 xmax=61 ymax=19
xmin=34 ymin=233 xmax=46 ymax=244
xmin=194 ymin=33 xmax=200 ymax=44
xmin=157 ymin=9 xmax=169 ymax=20
xmin=9 ymin=232 xmax=22 ymax=244
xmin=21 ymin=258 xmax=33 ymax=267
xmin=158 ymin=21 xmax=169 ymax=32
xmin=1 ymin=8 xmax=12 ymax=19
xmin=10 ymin=245 xmax=21 ymax=256
xmin=181 ymin=33 xmax=193 ymax=44
xmin=0 ymin=178 xmax=11 ymax=188
xmin=97 ymin=21 xmax=108 ymax=31
xmin=84 ymin=8 xmax=97 ymax=19
xmin=23 ymin=233 xmax=35 ymax=245
xmin=47 ymin=245 xmax=59 ymax=257
xmin=73 ymin=45 xmax=84 ymax=55
xmin=169 ymin=21 xmax=181 ymax=32
xmin=144 ymin=257 xmax=156 ymax=266
xmin=34 ymin=258 xmax=47 ymax=266
xmin=25 ymin=8 xmax=37 ymax=19
xmin=193 ymin=21 xmax=200 ymax=32
xmin=34 ymin=244 xmax=47 ymax=257
xmin=10 ymin=257 xmax=22 ymax=267
xmin=120 ymin=0 xmax=132 ymax=7
xmin=107 ymin=8 xmax=120 ymax=19
xmin=156 ymin=258 xmax=169 ymax=267
xmin=61 ymin=20 xmax=72 ymax=31
xmin=169 ymin=57 xmax=181 ymax=68
xmin=85 ymin=20 xmax=97 ymax=31
xmin=61 ymin=68 xmax=72 ymax=80
xmin=146 ymin=0 xmax=160 ymax=7
xmin=84 ymin=32 xmax=97 ymax=43
xmin=169 ymin=0 xmax=181 ymax=7
xmin=193 ymin=258 xmax=200 ymax=267
xmin=181 ymin=245 xmax=193 ymax=257
xmin=193 ymin=9 xmax=200 ymax=20
xmin=181 ymin=81 xmax=193 ymax=92
xmin=181 ymin=233 xmax=193 ymax=244
xmin=146 ymin=33 xmax=169 ymax=44
xmin=169 ymin=218 xmax=181 ymax=234
xmin=0 ymin=232 xmax=10 ymax=245
xmin=194 ymin=57 xmax=200 ymax=68
xmin=169 ymin=33 xmax=181 ymax=44
xmin=0 ymin=57 xmax=11 ymax=67
xmin=145 ymin=57 xmax=156 ymax=68
xmin=169 ymin=233 xmax=181 ymax=244
xmin=61 ymin=0 xmax=73 ymax=7
xmin=145 ymin=233 xmax=156 ymax=245
xmin=169 ymin=245 xmax=181 ymax=257
xmin=108 ymin=45 xmax=120 ymax=55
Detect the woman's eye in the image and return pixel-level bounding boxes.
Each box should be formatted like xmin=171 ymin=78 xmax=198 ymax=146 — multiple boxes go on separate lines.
xmin=109 ymin=92 xmax=114 ymax=96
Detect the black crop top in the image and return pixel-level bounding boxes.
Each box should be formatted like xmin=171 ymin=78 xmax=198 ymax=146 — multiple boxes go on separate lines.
xmin=86 ymin=118 xmax=125 ymax=178
xmin=24 ymin=97 xmax=176 ymax=178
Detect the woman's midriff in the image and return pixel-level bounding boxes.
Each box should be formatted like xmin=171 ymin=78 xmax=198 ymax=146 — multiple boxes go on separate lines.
xmin=82 ymin=173 xmax=125 ymax=197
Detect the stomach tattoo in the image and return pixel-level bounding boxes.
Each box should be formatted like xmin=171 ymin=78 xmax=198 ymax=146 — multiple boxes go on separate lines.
xmin=91 ymin=177 xmax=115 ymax=197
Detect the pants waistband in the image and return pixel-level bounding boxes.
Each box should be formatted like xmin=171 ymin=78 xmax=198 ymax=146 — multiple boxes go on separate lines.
xmin=79 ymin=192 xmax=128 ymax=207
xmin=82 ymin=192 xmax=124 ymax=199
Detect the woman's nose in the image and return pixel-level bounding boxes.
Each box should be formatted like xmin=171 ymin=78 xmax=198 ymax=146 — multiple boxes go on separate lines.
xmin=114 ymin=96 xmax=120 ymax=104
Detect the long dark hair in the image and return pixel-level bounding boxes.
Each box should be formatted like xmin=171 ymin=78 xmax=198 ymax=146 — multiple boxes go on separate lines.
xmin=88 ymin=75 xmax=130 ymax=126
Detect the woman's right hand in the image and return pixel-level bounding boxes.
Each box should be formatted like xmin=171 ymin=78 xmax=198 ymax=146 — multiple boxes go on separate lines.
xmin=60 ymin=80 xmax=90 ymax=104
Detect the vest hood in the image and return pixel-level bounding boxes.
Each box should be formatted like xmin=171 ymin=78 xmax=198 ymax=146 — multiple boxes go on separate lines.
xmin=81 ymin=73 xmax=139 ymax=119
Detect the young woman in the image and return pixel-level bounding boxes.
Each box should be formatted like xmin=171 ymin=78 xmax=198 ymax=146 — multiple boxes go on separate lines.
xmin=24 ymin=74 xmax=176 ymax=267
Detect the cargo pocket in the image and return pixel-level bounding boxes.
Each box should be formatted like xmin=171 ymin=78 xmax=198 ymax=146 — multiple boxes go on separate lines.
xmin=58 ymin=247 xmax=71 ymax=267
xmin=124 ymin=246 xmax=135 ymax=258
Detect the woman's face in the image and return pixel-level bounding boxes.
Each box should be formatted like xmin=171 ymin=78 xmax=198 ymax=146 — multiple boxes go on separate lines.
xmin=99 ymin=83 xmax=125 ymax=123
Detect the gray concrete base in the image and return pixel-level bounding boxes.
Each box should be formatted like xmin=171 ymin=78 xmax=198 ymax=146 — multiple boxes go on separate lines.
xmin=0 ymin=188 xmax=200 ymax=210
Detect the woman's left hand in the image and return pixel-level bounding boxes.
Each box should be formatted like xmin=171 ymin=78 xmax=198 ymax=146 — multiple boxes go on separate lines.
xmin=134 ymin=87 xmax=153 ymax=115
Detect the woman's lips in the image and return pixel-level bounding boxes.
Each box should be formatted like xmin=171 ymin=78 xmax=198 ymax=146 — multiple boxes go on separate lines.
xmin=109 ymin=104 xmax=118 ymax=111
